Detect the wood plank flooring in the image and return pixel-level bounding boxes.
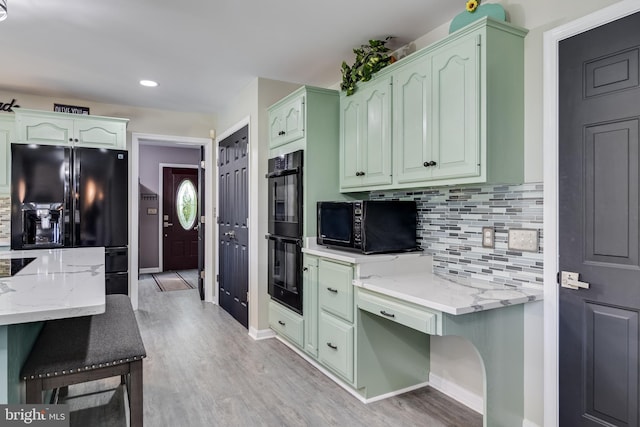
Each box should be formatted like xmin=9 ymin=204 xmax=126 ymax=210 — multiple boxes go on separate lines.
xmin=61 ymin=274 xmax=482 ymax=426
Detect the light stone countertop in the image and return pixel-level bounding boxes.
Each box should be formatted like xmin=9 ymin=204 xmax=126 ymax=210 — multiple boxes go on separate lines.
xmin=0 ymin=247 xmax=106 ymax=325
xmin=304 ymin=243 xmax=543 ymax=315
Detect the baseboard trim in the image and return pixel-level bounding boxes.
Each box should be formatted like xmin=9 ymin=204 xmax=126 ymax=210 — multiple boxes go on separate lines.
xmin=139 ymin=267 xmax=161 ymax=274
xmin=522 ymin=419 xmax=541 ymax=427
xmin=249 ymin=327 xmax=275 ymax=341
xmin=428 ymin=372 xmax=484 ymax=415
xmin=274 ymin=335 xmax=429 ymax=404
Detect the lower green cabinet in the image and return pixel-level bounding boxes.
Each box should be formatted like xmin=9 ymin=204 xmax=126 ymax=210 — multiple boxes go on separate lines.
xmin=318 ymin=311 xmax=354 ymax=383
xmin=269 ymin=301 xmax=304 ymax=348
xmin=0 ymin=115 xmax=14 ymax=195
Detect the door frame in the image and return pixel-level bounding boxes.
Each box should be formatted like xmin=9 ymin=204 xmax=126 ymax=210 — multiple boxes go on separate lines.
xmin=158 ymin=163 xmax=199 ymax=273
xmin=130 ymin=132 xmax=214 ymax=310
xmin=543 ymin=1 xmax=640 ymax=425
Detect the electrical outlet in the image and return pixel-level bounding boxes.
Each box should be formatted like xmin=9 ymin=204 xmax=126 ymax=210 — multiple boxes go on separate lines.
xmin=482 ymin=227 xmax=494 ymax=248
xmin=508 ymin=228 xmax=539 ymax=252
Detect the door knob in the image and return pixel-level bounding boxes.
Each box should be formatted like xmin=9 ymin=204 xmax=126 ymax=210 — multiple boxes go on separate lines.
xmin=224 ymin=230 xmax=236 ymax=238
xmin=163 ymin=222 xmax=173 ymax=228
xmin=560 ymin=271 xmax=590 ymax=290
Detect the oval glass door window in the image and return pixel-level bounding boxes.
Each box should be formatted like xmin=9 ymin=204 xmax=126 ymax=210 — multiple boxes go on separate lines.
xmin=176 ymin=179 xmax=197 ymax=230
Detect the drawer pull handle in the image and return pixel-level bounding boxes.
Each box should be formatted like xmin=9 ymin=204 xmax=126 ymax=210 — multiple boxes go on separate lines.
xmin=278 ymin=320 xmax=286 ymax=326
xmin=327 ymin=287 xmax=338 ymax=293
xmin=326 ymin=342 xmax=338 ymax=350
xmin=380 ymin=310 xmax=396 ymax=318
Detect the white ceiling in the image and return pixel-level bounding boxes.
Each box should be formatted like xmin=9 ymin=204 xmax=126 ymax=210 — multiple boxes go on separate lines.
xmin=0 ymin=0 xmax=461 ymax=114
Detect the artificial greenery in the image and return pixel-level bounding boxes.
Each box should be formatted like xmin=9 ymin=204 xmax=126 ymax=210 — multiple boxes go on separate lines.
xmin=341 ymin=37 xmax=394 ymax=96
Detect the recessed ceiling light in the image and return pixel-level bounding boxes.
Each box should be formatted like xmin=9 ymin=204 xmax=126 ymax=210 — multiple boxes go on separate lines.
xmin=139 ymin=80 xmax=158 ymax=88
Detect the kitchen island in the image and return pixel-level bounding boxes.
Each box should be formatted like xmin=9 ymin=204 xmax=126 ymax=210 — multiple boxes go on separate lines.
xmin=0 ymin=247 xmax=106 ymax=404
xmin=300 ymin=244 xmax=543 ymax=427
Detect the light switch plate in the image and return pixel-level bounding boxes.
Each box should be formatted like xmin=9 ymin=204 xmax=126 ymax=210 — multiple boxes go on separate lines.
xmin=508 ymin=228 xmax=539 ymax=252
xmin=482 ymin=227 xmax=494 ymax=248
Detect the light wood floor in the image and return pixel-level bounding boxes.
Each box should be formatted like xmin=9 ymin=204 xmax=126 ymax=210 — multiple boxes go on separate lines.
xmin=61 ymin=274 xmax=482 ymax=427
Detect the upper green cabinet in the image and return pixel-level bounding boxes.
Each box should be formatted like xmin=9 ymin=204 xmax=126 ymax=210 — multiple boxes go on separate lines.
xmin=340 ymin=17 xmax=528 ymax=192
xmin=15 ymin=109 xmax=128 ymax=149
xmin=339 ymin=77 xmax=393 ymax=190
xmin=269 ymin=94 xmax=305 ymax=149
xmin=0 ymin=115 xmax=15 ymax=195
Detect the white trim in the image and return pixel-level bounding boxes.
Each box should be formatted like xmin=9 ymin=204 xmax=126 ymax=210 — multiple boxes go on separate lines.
xmin=249 ymin=327 xmax=275 ymax=340
xmin=522 ymin=419 xmax=542 ymax=427
xmin=139 ymin=267 xmax=161 ymax=274
xmin=428 ymin=372 xmax=483 ymax=415
xmin=274 ymin=335 xmax=430 ymax=404
xmin=542 ymin=2 xmax=640 ymax=426
xmin=130 ymin=132 xmax=214 ymax=310
xmin=214 ymin=117 xmax=251 ymax=310
xmin=158 ymin=162 xmax=198 ymax=273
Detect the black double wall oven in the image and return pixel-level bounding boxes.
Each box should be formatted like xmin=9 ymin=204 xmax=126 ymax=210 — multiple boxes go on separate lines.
xmin=266 ymin=150 xmax=303 ymax=314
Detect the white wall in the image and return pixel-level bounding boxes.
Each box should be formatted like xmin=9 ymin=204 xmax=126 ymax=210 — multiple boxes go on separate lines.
xmin=216 ymin=78 xmax=302 ymax=335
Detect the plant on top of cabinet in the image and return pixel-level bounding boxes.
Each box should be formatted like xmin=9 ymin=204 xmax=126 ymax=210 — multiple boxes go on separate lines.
xmin=341 ymin=37 xmax=395 ymax=96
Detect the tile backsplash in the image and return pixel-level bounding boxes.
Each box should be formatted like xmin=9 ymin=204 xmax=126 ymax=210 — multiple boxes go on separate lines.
xmin=0 ymin=196 xmax=9 ymax=241
xmin=371 ymin=183 xmax=543 ymax=288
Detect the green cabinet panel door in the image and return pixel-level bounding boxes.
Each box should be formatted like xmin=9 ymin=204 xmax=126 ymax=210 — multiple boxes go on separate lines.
xmin=269 ymin=94 xmax=305 ymax=149
xmin=16 ymin=113 xmax=74 ymax=146
xmin=430 ymin=33 xmax=480 ymax=180
xmin=302 ymin=255 xmax=319 ymax=358
xmin=340 ymin=77 xmax=392 ymax=190
xmin=0 ymin=115 xmax=14 ymax=195
xmin=318 ymin=258 xmax=354 ymax=323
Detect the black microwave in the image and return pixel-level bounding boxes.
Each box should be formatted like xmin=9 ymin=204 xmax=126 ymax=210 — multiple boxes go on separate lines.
xmin=317 ymin=200 xmax=419 ymax=254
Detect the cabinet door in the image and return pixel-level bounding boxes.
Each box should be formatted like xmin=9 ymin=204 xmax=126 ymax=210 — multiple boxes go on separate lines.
xmin=360 ymin=77 xmax=393 ymax=187
xmin=394 ymin=58 xmax=432 ymax=184
xmin=269 ymin=95 xmax=305 ymax=149
xmin=74 ymin=119 xmax=127 ymax=149
xmin=339 ymin=95 xmax=362 ymax=188
xmin=16 ymin=115 xmax=74 ymax=146
xmin=0 ymin=116 xmax=13 ymax=195
xmin=318 ymin=311 xmax=354 ymax=383
xmin=318 ymin=259 xmax=353 ymax=322
xmin=303 ymin=256 xmax=319 ymax=357
xmin=431 ymin=34 xmax=481 ymax=180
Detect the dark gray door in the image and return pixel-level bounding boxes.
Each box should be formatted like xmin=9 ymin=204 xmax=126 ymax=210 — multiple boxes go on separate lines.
xmin=218 ymin=126 xmax=249 ymax=328
xmin=559 ymin=12 xmax=640 ymax=426
xmin=198 ymin=146 xmax=205 ymax=300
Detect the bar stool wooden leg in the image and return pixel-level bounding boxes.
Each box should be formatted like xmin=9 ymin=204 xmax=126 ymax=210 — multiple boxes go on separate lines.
xmin=129 ymin=360 xmax=143 ymax=427
xmin=25 ymin=378 xmax=43 ymax=404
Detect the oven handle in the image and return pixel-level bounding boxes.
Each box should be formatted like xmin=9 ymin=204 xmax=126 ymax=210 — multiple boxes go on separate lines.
xmin=265 ymin=167 xmax=300 ymax=179
xmin=265 ymin=234 xmax=302 ymax=246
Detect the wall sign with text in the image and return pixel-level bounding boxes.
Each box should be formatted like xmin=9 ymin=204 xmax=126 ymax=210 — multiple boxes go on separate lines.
xmin=53 ymin=103 xmax=90 ymax=115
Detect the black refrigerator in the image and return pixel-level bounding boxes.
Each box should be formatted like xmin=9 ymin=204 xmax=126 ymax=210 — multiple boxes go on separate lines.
xmin=10 ymin=144 xmax=129 ymax=295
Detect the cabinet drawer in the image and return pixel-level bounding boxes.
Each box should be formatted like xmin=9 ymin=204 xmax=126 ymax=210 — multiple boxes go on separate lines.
xmin=269 ymin=301 xmax=304 ymax=348
xmin=318 ymin=259 xmax=354 ymax=322
xmin=357 ymin=288 xmax=440 ymax=335
xmin=318 ymin=311 xmax=354 ymax=383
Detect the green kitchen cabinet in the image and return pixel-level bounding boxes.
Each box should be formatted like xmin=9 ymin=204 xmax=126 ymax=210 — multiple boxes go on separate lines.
xmin=339 ymin=76 xmax=393 ymax=191
xmin=303 ymin=255 xmax=319 ymax=358
xmin=341 ymin=17 xmax=527 ymax=192
xmin=269 ymin=300 xmax=304 ymax=349
xmin=269 ymin=93 xmax=305 ymax=149
xmin=15 ymin=109 xmax=128 ymax=149
xmin=317 ymin=258 xmax=355 ymax=384
xmin=0 ymin=115 xmax=14 ymax=195
xmin=393 ymin=31 xmax=481 ymax=185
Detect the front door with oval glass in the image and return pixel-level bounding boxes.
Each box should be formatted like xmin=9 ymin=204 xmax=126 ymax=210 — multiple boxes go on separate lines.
xmin=163 ymin=167 xmax=199 ymax=271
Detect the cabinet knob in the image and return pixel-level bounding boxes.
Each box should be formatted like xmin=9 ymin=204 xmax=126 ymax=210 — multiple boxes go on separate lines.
xmin=423 ymin=161 xmax=429 ymax=167
xmin=303 ymin=267 xmax=308 ymax=272
xmin=69 ymin=138 xmax=73 ymax=142
xmin=355 ymin=171 xmax=366 ymax=177
xmin=278 ymin=131 xmax=285 ymax=136
xmin=428 ymin=161 xmax=437 ymax=167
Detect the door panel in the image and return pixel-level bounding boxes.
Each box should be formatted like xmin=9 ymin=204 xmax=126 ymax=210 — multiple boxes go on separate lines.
xmin=218 ymin=126 xmax=249 ymax=328
xmin=198 ymin=146 xmax=205 ymax=300
xmin=559 ymin=11 xmax=640 ymax=426
xmin=162 ymin=167 xmax=198 ymax=271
